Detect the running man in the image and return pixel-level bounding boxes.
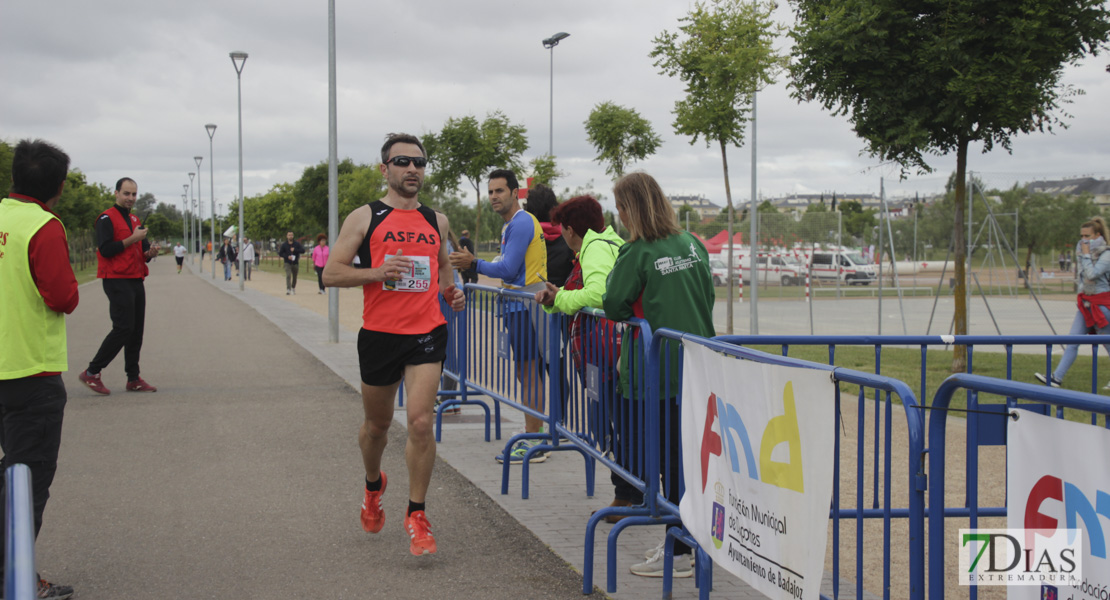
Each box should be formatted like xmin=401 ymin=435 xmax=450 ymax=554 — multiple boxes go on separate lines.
xmin=173 ymin=241 xmax=186 ymax=273
xmin=322 ymin=132 xmax=464 ymax=556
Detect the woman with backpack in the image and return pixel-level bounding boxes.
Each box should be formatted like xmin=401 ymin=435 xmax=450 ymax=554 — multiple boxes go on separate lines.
xmin=532 ymin=195 xmax=626 ymax=516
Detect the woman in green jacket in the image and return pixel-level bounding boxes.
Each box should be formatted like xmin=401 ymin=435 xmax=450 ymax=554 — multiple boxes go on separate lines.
xmin=602 ymin=172 xmax=715 ymax=579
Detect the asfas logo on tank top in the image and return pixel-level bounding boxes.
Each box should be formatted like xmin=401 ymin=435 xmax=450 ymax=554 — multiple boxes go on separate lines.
xmin=381 ymin=230 xmax=438 ymax=246
xmin=654 ymin=242 xmax=701 ymax=276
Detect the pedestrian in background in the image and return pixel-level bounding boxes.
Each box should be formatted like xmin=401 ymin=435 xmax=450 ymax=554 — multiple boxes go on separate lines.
xmin=279 ymin=231 xmax=305 ymax=295
xmin=217 ymin=237 xmax=237 ymax=281
xmin=457 ymin=229 xmax=477 ymax=284
xmin=1035 ymin=217 xmax=1110 ymax=389
xmin=241 ymin=237 xmax=254 ymax=280
xmin=312 ymin=233 xmax=329 ymax=294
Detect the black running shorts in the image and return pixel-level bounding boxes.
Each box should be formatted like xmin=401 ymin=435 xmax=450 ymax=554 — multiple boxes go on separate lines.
xmin=358 ymin=324 xmax=448 ymax=386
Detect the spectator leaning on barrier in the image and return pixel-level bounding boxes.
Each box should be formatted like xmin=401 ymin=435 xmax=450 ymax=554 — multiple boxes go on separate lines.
xmin=1035 ymin=216 xmax=1110 ymax=389
xmin=533 ymin=195 xmax=628 ymax=519
xmin=449 ymin=169 xmax=550 ymax=464
xmin=602 ymin=171 xmax=715 ymax=579
xmin=525 ymin=183 xmax=574 ymax=287
xmin=0 ymin=138 xmax=78 ymax=599
xmin=279 ymin=230 xmax=305 ymax=295
xmin=78 ymin=176 xmax=160 ymax=395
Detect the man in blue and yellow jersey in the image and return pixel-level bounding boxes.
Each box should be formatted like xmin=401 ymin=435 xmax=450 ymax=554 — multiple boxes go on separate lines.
xmin=449 ymin=169 xmax=549 ymax=464
xmin=0 ymin=138 xmax=78 ymax=599
xmin=323 ymin=133 xmax=464 ymax=557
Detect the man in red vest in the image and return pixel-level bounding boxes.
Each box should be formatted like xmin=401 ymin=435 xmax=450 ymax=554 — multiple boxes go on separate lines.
xmin=78 ymin=177 xmax=159 ymax=395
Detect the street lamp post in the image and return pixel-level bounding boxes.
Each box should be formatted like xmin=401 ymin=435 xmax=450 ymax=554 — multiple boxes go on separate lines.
xmin=230 ymin=51 xmax=248 ymax=291
xmin=194 ymin=156 xmax=203 ymax=272
xmin=182 ymin=183 xmax=191 ymax=261
xmin=541 ymin=32 xmax=570 ymax=157
xmin=181 ymin=193 xmax=188 ymax=251
xmin=206 ymin=124 xmax=217 ymax=279
xmin=187 ymin=173 xmax=195 ymax=263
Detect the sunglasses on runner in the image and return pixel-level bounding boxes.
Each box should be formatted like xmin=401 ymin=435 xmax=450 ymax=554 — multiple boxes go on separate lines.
xmin=386 ymin=156 xmax=427 ymax=168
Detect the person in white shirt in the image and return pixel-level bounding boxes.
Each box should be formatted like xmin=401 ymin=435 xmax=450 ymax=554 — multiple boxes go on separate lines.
xmin=173 ymin=242 xmax=186 ymax=273
xmin=241 ymin=238 xmax=255 ymax=281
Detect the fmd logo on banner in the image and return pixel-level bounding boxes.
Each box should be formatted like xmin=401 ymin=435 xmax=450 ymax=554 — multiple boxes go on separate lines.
xmin=1007 ymin=407 xmax=1109 ymax=599
xmin=679 ymin=344 xmax=835 ymax=600
xmin=958 ymin=528 xmax=1081 ymax=586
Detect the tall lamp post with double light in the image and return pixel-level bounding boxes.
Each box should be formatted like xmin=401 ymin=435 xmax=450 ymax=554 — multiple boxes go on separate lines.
xmin=182 ymin=183 xmax=191 ymax=261
xmin=541 ymin=32 xmax=569 ymax=157
xmin=230 ymin=51 xmax=248 ymax=291
xmin=206 ymin=124 xmax=217 ymax=279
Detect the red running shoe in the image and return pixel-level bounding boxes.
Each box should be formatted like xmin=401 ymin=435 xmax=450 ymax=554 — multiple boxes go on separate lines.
xmin=78 ymin=370 xmax=110 ymax=395
xmin=125 ymin=378 xmax=157 ymax=392
xmin=404 ymin=510 xmax=437 ymax=555
xmin=360 ymin=472 xmax=387 ymax=533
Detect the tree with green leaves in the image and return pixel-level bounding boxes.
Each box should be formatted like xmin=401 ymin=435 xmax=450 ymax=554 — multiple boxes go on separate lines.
xmin=54 ymin=171 xmax=114 ymax=232
xmin=0 ymin=140 xmax=13 ymax=197
xmin=583 ymin=102 xmax=662 ymax=179
xmin=423 ymin=111 xmax=528 ymax=242
xmin=651 ymin=0 xmax=786 ymax=333
xmin=789 ymin=0 xmax=1110 ymax=369
xmin=528 ymin=154 xmax=565 ymax=189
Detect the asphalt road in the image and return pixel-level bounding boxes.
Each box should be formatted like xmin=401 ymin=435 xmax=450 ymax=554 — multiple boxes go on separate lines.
xmin=32 ymin=257 xmax=606 ymax=599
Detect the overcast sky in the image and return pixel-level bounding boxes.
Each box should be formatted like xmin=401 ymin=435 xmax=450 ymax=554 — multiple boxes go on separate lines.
xmin=3 ymin=0 xmax=1108 ymax=219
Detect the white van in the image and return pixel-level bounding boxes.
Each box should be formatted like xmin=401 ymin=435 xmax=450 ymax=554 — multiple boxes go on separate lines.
xmin=737 ymin=254 xmax=807 ymax=286
xmin=810 ymin=250 xmax=876 ymax=285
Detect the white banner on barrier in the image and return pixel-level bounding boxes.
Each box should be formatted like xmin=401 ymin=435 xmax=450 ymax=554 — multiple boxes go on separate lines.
xmin=679 ymin=344 xmax=835 ymax=600
xmin=1007 ymin=408 xmax=1109 ymax=597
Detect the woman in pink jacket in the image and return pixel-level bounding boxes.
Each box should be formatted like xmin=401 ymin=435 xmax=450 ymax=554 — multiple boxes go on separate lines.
xmin=312 ymin=233 xmax=329 ymax=294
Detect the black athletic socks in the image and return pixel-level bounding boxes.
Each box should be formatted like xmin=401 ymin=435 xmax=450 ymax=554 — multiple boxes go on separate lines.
xmin=407 ymin=500 xmax=425 ymax=516
xmin=366 ymin=475 xmax=382 ymax=492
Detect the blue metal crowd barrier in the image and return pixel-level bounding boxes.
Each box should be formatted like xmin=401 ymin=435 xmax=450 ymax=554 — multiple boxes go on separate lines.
xmin=432 ymin=292 xmax=492 ymax=442
xmin=647 ymin=330 xmax=928 ymax=600
xmin=460 ymin=284 xmax=593 ymax=499
xmin=4 ymin=464 xmax=37 ymax=600
xmin=927 ymin=374 xmax=1110 ymax=599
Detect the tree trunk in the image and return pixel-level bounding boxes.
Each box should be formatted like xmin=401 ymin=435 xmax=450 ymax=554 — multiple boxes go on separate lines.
xmin=951 ymin=136 xmax=969 ymax=373
xmin=1025 ymin=246 xmax=1034 ymax=291
xmin=720 ymin=138 xmax=734 ymax=335
xmin=473 ymin=181 xmax=482 ymax=246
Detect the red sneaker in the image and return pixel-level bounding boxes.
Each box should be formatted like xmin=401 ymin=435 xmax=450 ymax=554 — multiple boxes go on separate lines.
xmin=360 ymin=472 xmax=387 ymax=533
xmin=125 ymin=378 xmax=157 ymax=392
xmin=404 ymin=510 xmax=437 ymax=555
xmin=78 ymin=370 xmax=110 ymax=395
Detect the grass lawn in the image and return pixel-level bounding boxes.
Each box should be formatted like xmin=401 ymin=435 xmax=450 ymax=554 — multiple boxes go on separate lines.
xmin=742 ymin=343 xmax=1108 ymax=425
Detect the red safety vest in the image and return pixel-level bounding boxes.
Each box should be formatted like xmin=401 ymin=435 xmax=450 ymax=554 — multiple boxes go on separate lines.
xmin=96 ymin=207 xmax=149 ymax=279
